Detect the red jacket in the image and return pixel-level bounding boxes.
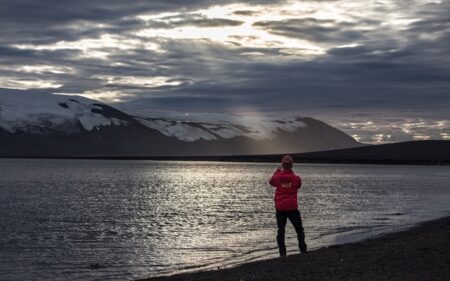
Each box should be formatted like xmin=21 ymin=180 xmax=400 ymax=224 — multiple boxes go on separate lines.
xmin=269 ymin=169 xmax=302 ymax=211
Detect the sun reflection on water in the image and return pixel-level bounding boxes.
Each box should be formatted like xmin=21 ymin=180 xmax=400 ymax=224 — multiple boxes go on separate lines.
xmin=1 ymin=160 xmax=450 ymax=280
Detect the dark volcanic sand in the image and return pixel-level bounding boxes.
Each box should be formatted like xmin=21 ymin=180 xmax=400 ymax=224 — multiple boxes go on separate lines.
xmin=138 ymin=217 xmax=450 ymax=281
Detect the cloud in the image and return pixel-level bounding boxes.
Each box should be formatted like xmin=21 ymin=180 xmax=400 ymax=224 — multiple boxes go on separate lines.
xmin=232 ymin=10 xmax=259 ymax=16
xmin=253 ymin=18 xmax=368 ymax=44
xmin=0 ymin=0 xmax=448 ymax=143
xmin=0 ymin=45 xmax=37 ymax=56
xmin=143 ymin=13 xmax=244 ymax=29
xmin=0 ymin=0 xmax=283 ymax=45
xmin=328 ymin=115 xmax=450 ymax=144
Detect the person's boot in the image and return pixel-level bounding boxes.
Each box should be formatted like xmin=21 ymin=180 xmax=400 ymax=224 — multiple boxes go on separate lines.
xmin=300 ymin=242 xmax=307 ymax=254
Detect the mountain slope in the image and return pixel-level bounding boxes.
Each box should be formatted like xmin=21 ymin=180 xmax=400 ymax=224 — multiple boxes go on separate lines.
xmin=200 ymin=141 xmax=449 ymax=165
xmin=0 ymin=89 xmax=362 ymax=157
xmin=294 ymin=140 xmax=450 ymax=162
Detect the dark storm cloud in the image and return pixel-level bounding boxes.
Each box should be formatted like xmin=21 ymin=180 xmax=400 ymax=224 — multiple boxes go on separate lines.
xmin=143 ymin=14 xmax=244 ymax=29
xmin=253 ymin=18 xmax=367 ymax=43
xmin=0 ymin=45 xmax=37 ymax=56
xmin=232 ymin=10 xmax=259 ymax=16
xmin=0 ymin=0 xmax=281 ymax=45
xmin=0 ymin=0 xmax=280 ymax=24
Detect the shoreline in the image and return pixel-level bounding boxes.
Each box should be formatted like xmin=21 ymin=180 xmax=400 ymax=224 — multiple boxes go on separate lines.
xmin=1 ymin=156 xmax=449 ymax=166
xmin=137 ymin=216 xmax=450 ymax=281
xmin=2 ymin=140 xmax=449 ymax=166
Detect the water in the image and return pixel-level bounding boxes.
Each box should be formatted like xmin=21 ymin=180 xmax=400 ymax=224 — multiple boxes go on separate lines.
xmin=0 ymin=159 xmax=449 ymax=281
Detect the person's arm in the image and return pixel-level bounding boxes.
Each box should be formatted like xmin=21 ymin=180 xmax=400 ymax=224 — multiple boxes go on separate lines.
xmin=269 ymin=167 xmax=282 ymax=187
xmin=293 ymin=174 xmax=302 ymax=189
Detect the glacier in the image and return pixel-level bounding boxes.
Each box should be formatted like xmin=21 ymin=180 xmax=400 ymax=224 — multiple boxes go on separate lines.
xmin=132 ymin=111 xmax=308 ymax=142
xmin=0 ymin=89 xmax=128 ymax=134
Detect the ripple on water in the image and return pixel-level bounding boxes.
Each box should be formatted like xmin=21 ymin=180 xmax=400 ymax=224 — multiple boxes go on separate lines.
xmin=0 ymin=159 xmax=449 ymax=280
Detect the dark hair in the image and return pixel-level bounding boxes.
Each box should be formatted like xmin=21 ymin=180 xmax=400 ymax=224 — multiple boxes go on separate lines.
xmin=282 ymin=155 xmax=293 ymax=170
xmin=282 ymin=162 xmax=293 ymax=170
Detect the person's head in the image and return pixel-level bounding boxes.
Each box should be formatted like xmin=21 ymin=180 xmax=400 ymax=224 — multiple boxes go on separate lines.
xmin=281 ymin=155 xmax=294 ymax=170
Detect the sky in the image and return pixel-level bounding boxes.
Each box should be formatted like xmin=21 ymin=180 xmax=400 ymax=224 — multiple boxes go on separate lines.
xmin=0 ymin=0 xmax=449 ymax=144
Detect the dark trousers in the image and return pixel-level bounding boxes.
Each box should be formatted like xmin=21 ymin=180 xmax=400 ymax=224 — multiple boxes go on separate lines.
xmin=276 ymin=209 xmax=307 ymax=256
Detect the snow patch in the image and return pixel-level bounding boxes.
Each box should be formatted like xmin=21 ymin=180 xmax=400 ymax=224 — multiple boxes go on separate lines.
xmin=137 ymin=118 xmax=218 ymax=141
xmin=0 ymin=89 xmax=128 ymax=134
xmin=131 ymin=110 xmax=308 ymax=142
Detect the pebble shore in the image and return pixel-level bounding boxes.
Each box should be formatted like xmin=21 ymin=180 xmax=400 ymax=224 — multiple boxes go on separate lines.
xmin=138 ymin=216 xmax=450 ymax=281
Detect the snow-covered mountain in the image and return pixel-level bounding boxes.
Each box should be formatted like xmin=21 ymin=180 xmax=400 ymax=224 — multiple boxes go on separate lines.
xmin=0 ymin=89 xmax=130 ymax=134
xmin=0 ymin=89 xmax=362 ymax=157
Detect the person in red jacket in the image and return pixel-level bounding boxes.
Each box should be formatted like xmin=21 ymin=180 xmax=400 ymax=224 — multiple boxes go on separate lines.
xmin=269 ymin=155 xmax=307 ymax=256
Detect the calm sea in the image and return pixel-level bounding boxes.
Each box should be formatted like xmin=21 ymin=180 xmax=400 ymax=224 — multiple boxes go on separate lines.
xmin=0 ymin=159 xmax=449 ymax=281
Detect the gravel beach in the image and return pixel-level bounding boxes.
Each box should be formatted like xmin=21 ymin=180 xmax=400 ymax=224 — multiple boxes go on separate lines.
xmin=138 ymin=216 xmax=450 ymax=281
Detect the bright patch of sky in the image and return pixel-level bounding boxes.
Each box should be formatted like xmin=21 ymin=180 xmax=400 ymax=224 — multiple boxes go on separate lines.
xmin=328 ymin=115 xmax=450 ymax=144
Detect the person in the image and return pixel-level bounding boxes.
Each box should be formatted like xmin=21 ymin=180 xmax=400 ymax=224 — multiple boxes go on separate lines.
xmin=269 ymin=155 xmax=307 ymax=257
